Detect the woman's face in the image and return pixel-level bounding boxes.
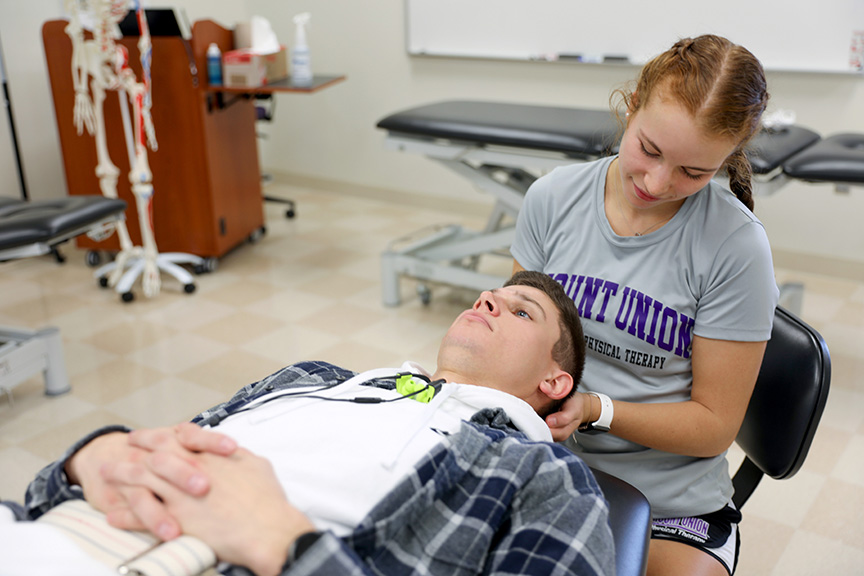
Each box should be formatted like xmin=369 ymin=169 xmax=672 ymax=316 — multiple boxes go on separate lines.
xmin=617 ymin=94 xmax=738 ymax=212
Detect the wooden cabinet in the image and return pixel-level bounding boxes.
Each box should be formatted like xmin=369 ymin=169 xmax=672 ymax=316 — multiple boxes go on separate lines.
xmin=42 ymin=19 xmax=264 ymax=258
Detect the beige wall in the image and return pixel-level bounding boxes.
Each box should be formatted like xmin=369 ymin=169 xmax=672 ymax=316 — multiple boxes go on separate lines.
xmin=3 ymin=0 xmax=864 ymax=274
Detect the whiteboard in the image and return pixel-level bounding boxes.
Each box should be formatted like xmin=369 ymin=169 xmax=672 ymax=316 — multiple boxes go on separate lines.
xmin=406 ymin=0 xmax=864 ymax=74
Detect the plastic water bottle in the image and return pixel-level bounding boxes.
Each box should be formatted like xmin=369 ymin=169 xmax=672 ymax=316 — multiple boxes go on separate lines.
xmin=207 ymin=43 xmax=223 ymax=86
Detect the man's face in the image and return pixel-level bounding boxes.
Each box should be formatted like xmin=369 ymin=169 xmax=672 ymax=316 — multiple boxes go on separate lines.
xmin=436 ymin=285 xmax=563 ymax=402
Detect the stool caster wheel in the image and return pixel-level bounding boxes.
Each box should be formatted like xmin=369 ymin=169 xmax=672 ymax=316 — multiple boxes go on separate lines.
xmin=98 ymin=276 xmax=109 ymax=288
xmin=184 ymin=283 xmax=196 ymax=294
xmin=248 ymin=227 xmax=265 ymax=243
xmin=85 ymin=251 xmax=102 ymax=267
xmin=417 ymin=284 xmax=432 ymax=306
xmin=194 ymin=257 xmax=218 ymax=275
xmin=285 ymin=208 xmax=295 ymax=218
xmin=121 ymin=292 xmax=135 ymax=303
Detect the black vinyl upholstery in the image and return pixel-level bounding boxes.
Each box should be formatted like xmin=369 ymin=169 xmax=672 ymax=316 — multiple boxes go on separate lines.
xmin=732 ymin=306 xmax=831 ymax=508
xmin=783 ymin=133 xmax=864 ymax=184
xmin=0 ymin=196 xmax=127 ymax=251
xmin=377 ymin=100 xmax=620 ymax=158
xmin=379 ymin=100 xmax=864 ymax=189
xmin=592 ymin=467 xmax=651 ymax=576
xmin=746 ymin=126 xmax=822 ymax=175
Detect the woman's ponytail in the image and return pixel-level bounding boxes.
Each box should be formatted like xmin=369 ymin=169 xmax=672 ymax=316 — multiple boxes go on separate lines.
xmin=724 ymin=148 xmax=755 ymax=212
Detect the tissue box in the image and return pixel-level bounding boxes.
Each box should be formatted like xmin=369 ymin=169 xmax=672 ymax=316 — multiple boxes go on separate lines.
xmin=223 ymin=46 xmax=288 ymax=88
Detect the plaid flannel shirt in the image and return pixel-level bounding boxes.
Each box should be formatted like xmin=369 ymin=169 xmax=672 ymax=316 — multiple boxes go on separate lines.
xmin=21 ymin=361 xmax=615 ymax=575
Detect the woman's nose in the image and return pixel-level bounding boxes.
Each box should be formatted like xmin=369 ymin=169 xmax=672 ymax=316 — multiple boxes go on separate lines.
xmin=645 ymin=164 xmax=673 ymax=195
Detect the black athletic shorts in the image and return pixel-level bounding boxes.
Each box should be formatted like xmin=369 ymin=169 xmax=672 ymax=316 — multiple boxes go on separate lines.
xmin=651 ymin=502 xmax=741 ymax=575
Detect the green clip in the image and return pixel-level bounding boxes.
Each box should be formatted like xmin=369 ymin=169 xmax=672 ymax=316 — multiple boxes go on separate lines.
xmin=395 ymin=374 xmax=436 ymax=403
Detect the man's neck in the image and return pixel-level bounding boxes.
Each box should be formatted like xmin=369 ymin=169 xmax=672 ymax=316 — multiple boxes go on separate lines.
xmin=431 ymin=368 xmax=478 ymax=387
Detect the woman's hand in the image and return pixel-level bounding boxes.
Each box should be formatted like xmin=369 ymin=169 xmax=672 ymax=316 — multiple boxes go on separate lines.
xmin=545 ymin=392 xmax=595 ymax=442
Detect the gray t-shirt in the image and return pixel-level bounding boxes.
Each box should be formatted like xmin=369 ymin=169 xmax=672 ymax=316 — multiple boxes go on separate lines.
xmin=512 ymin=156 xmax=779 ymax=518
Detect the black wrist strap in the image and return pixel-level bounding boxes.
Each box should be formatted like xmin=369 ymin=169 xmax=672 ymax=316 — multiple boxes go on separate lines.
xmin=282 ymin=531 xmax=323 ymax=571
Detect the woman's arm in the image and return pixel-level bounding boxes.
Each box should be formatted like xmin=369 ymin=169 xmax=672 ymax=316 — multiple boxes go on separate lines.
xmin=606 ymin=336 xmax=765 ymax=457
xmin=518 ymin=257 xmax=767 ymax=456
xmin=547 ymin=336 xmax=765 ymax=457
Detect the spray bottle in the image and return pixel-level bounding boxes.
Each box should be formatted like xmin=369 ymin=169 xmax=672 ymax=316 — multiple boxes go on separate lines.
xmin=291 ymin=12 xmax=312 ymax=86
xmin=206 ymin=43 xmax=222 ymax=86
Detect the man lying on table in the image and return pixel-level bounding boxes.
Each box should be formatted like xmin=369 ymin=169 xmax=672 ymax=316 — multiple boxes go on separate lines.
xmin=8 ymin=271 xmax=615 ymax=576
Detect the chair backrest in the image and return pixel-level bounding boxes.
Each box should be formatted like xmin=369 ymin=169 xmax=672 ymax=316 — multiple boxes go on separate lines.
xmin=732 ymin=305 xmax=831 ymax=508
xmin=591 ymin=467 xmax=651 ymax=576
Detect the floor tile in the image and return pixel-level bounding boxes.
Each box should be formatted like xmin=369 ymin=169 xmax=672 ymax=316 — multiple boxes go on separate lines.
xmin=105 ymin=377 xmax=226 ymax=429
xmin=0 ymin=183 xmax=861 ymax=572
xmin=125 ymin=333 xmax=230 ymax=375
xmin=770 ymin=530 xmax=864 ymax=576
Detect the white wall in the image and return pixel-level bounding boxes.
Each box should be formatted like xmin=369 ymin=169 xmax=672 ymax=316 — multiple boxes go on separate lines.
xmin=248 ymin=0 xmax=864 ymax=273
xmin=0 ymin=0 xmax=67 ymax=200
xmin=3 ymin=0 xmax=864 ymax=273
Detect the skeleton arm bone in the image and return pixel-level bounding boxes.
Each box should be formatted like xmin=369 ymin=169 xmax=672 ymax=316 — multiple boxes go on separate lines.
xmin=64 ymin=0 xmax=96 ymax=135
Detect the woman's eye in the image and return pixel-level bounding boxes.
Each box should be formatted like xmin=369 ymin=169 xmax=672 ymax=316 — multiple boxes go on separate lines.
xmin=516 ymin=309 xmax=531 ymax=319
xmin=682 ymin=170 xmax=704 ymax=181
xmin=640 ymin=143 xmax=659 ymax=158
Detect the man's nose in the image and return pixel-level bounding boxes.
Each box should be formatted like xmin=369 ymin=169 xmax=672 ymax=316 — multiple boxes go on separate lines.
xmin=474 ymin=291 xmax=500 ymax=315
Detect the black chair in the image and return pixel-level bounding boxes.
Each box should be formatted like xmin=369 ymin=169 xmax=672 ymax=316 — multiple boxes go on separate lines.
xmin=591 ymin=467 xmax=651 ymax=576
xmin=255 ymin=94 xmax=296 ymax=219
xmin=590 ymin=305 xmax=829 ymax=576
xmin=732 ymin=305 xmax=831 ymax=508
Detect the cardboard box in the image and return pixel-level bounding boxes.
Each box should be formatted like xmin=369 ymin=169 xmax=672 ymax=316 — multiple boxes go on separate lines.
xmin=223 ymin=46 xmax=288 ymax=88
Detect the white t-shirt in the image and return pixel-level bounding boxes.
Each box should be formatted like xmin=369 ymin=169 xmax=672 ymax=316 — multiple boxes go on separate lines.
xmin=0 ymin=364 xmax=549 ymax=571
xmin=512 ymin=157 xmax=779 ymax=517
xmin=211 ymin=362 xmax=550 ymax=535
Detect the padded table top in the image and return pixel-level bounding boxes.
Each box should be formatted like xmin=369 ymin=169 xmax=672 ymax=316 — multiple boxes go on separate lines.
xmin=377 ymin=100 xmax=620 ymax=158
xmin=0 ymin=196 xmax=127 ymax=250
xmin=746 ymin=126 xmax=822 ymax=175
xmin=784 ymin=133 xmax=864 ymax=184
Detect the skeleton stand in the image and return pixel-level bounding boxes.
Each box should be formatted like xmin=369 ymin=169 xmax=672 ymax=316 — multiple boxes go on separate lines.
xmin=66 ymin=0 xmax=203 ymax=302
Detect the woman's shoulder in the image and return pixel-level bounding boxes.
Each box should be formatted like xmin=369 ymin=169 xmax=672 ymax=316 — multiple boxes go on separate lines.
xmin=690 ymin=182 xmax=769 ymax=238
xmin=527 ymin=157 xmax=612 ymax=203
xmin=684 ymin=183 xmax=773 ymax=266
xmin=550 ymin=157 xmax=613 ymax=183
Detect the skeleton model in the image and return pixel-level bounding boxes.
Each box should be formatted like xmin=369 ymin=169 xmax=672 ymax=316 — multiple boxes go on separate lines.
xmin=65 ymin=0 xmax=203 ymax=302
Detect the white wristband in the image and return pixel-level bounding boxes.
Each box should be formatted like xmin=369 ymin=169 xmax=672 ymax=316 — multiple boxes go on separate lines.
xmin=581 ymin=392 xmax=613 ymax=434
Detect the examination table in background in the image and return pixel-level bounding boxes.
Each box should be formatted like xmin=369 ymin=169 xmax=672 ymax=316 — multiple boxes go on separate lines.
xmin=376 ymin=99 xmax=864 ymax=308
xmin=0 ymin=195 xmax=126 ymax=400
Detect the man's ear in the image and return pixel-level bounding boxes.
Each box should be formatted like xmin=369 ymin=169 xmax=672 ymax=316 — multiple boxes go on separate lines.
xmin=539 ymin=369 xmax=573 ymax=401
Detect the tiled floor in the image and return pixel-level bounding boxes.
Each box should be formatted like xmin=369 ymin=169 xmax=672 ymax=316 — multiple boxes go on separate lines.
xmin=0 ymin=183 xmax=862 ymax=575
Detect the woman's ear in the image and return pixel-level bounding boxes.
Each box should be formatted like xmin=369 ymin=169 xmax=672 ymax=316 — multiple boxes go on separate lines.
xmin=539 ymin=370 xmax=573 ymax=401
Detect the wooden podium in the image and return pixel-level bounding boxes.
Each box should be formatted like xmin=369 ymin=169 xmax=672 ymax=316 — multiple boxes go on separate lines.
xmin=42 ymin=19 xmax=265 ymax=259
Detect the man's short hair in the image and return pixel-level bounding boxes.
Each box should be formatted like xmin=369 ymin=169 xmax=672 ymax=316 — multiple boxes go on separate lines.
xmin=504 ymin=271 xmax=585 ymax=395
